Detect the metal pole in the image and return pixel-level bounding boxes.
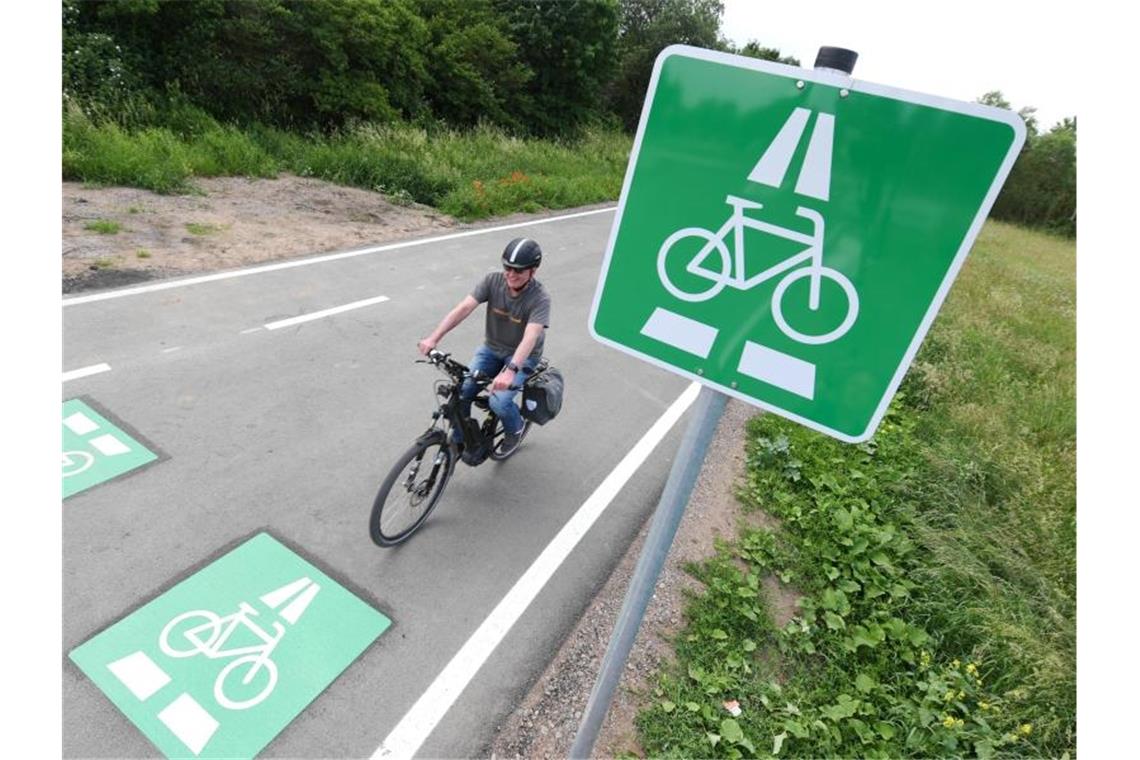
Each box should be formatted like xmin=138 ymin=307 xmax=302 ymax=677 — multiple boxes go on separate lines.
xmin=569 ymin=385 xmax=727 ymax=759
xmin=569 ymin=46 xmax=859 ymax=759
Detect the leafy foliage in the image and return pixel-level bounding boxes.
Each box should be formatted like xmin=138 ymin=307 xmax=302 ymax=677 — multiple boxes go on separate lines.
xmin=979 ymin=91 xmax=1075 ymax=236
xmin=992 ymin=120 xmax=1076 ymax=236
xmin=494 ymin=0 xmax=620 ymax=137
xmin=636 ymin=222 xmax=1075 ymax=758
xmin=61 ymin=1 xmax=1073 ymax=236
xmin=607 ymin=0 xmax=725 ymax=130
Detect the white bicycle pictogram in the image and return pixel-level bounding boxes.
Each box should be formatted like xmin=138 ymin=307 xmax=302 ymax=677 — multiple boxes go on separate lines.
xmin=657 ymin=194 xmax=859 ymax=345
xmin=63 ymin=450 xmax=95 ymax=478
xmin=160 ymin=601 xmax=283 ymax=710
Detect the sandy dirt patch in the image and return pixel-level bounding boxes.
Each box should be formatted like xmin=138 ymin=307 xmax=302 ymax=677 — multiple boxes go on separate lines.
xmin=62 ymin=174 xmax=461 ymax=292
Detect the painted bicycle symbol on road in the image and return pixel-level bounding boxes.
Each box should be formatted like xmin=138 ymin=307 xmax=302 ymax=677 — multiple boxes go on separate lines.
xmin=63 ymin=450 xmax=95 ymax=478
xmin=158 ymin=577 xmax=321 ymax=710
xmin=657 ymin=194 xmax=859 ymax=345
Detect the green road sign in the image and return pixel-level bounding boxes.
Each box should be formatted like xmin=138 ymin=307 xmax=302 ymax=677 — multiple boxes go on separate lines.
xmin=70 ymin=533 xmax=391 ymax=758
xmin=589 ymin=45 xmax=1025 ymax=442
xmin=63 ymin=398 xmax=160 ymax=498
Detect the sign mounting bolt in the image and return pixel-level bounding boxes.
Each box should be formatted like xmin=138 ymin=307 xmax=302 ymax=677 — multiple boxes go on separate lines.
xmin=840 ymin=88 xmax=850 ymax=98
xmin=796 ymin=80 xmax=805 ymax=89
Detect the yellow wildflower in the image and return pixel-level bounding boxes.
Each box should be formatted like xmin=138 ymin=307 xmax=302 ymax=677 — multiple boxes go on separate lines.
xmin=966 ymin=663 xmax=978 ymax=676
xmin=942 ymin=716 xmax=956 ymax=728
xmin=944 ymin=690 xmax=955 ymax=702
xmin=1019 ymin=723 xmax=1033 ymax=736
xmin=979 ymin=701 xmax=990 ymax=711
xmin=951 ymin=659 xmax=961 ymax=668
xmin=955 ymin=719 xmax=965 ymax=729
xmin=958 ymin=690 xmax=966 ymax=699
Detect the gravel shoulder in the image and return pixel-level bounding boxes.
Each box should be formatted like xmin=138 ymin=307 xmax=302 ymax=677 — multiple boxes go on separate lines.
xmin=62 ymin=176 xmax=780 ymax=757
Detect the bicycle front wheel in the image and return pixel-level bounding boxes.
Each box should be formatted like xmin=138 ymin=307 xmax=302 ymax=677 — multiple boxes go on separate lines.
xmin=369 ymin=432 xmax=454 ymax=547
xmin=215 ymin=655 xmax=278 ymax=710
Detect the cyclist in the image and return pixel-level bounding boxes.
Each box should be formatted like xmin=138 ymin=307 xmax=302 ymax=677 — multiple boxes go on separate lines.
xmin=417 ymin=237 xmax=550 ymax=456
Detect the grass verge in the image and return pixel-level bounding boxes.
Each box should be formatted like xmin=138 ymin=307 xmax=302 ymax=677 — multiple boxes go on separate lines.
xmin=62 ymin=105 xmax=631 ymax=221
xmin=84 ymin=219 xmax=121 ymax=234
xmin=635 ymin=221 xmax=1075 ymax=758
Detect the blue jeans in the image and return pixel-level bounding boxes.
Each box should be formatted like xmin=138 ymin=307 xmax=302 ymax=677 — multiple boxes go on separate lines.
xmin=458 ymin=345 xmax=536 ymax=438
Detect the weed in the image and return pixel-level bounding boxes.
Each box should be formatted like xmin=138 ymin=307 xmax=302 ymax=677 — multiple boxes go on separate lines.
xmin=62 ymin=106 xmax=631 ymax=220
xmin=136 ymin=249 xmax=151 ymax=258
xmin=91 ymin=257 xmax=116 ymax=269
xmin=185 ymin=222 xmax=221 ymax=235
xmin=84 ymin=219 xmax=121 ymax=234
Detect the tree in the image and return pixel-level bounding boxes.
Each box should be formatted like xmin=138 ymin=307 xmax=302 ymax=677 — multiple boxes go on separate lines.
xmin=69 ymin=0 xmax=433 ymax=129
xmin=416 ymin=0 xmax=531 ymax=130
xmin=731 ymin=40 xmax=799 ymax=65
xmin=494 ymin=0 xmax=620 ymax=137
xmin=607 ymin=0 xmax=724 ymax=130
xmin=978 ymin=90 xmax=1038 ymax=139
xmin=979 ymin=92 xmax=1076 ymax=236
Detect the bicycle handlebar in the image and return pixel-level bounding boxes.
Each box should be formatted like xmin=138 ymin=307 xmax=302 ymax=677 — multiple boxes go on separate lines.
xmin=418 ymin=349 xmax=534 ymax=390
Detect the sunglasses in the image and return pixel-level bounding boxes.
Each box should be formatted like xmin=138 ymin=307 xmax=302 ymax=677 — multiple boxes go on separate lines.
xmin=503 ymin=266 xmax=532 ymax=274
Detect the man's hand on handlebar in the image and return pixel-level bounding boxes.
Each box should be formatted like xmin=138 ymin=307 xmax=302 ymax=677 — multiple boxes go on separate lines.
xmin=417 ymin=338 xmax=437 ymax=356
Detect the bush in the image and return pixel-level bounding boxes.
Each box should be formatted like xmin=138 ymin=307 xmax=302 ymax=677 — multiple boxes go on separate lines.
xmin=991 ymin=122 xmax=1076 ymax=236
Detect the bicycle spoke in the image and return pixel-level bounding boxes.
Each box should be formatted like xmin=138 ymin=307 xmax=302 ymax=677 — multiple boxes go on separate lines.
xmin=374 ymin=438 xmax=451 ymax=544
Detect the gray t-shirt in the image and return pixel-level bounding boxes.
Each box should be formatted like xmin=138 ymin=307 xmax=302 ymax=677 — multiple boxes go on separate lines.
xmin=471 ymin=271 xmax=551 ymax=361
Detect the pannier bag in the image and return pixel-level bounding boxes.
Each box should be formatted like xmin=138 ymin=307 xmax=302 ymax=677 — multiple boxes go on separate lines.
xmin=522 ymin=367 xmax=564 ymax=425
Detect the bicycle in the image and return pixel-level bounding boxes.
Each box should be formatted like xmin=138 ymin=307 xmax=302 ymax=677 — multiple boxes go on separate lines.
xmin=159 ymin=602 xmax=283 ymax=710
xmin=657 ymin=194 xmax=859 ymax=345
xmin=369 ymin=349 xmax=550 ymax=547
xmin=63 ymin=450 xmax=95 ymax=478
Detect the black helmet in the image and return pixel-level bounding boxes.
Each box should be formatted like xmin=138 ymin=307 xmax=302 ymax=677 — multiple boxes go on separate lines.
xmin=502 ymin=237 xmax=542 ymax=270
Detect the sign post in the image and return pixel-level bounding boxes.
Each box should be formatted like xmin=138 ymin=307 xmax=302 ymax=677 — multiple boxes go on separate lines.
xmin=573 ymin=44 xmax=1024 ymax=757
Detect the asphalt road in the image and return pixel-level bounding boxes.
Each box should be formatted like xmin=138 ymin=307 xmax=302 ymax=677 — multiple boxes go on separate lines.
xmin=62 ymin=207 xmax=698 ymax=758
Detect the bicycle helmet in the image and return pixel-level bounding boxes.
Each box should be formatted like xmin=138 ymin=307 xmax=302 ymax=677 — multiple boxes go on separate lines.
xmin=502 ymin=237 xmax=542 ymax=270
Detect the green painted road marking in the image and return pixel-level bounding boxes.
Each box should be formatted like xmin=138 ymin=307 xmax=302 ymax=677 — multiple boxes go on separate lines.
xmin=63 ymin=398 xmax=159 ymax=498
xmin=590 ymin=46 xmax=1025 ymax=442
xmin=69 ymin=533 xmax=391 ymax=758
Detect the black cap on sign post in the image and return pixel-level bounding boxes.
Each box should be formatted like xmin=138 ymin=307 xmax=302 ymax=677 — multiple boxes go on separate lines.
xmin=814 ymin=46 xmax=859 ymax=74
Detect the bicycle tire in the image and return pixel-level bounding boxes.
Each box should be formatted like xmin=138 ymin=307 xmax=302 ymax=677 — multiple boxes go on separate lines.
xmin=370 ymin=431 xmax=454 ymax=547
xmin=771 ymin=265 xmax=859 ymax=345
xmin=488 ymin=415 xmax=532 ymax=461
xmin=215 ymin=654 xmax=278 ymax=710
xmin=159 ymin=610 xmax=222 ymax=658
xmin=657 ymin=227 xmax=731 ymax=302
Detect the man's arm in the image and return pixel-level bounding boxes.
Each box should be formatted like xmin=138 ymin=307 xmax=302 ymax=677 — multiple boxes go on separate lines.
xmin=418 ymin=295 xmax=479 ymax=355
xmin=492 ymin=322 xmax=545 ymax=390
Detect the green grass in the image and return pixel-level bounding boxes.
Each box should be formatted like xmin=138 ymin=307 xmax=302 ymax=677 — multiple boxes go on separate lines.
xmin=185 ymin=222 xmax=222 ymax=236
xmin=62 ymin=105 xmax=632 ymax=220
xmin=84 ymin=219 xmax=121 ymax=234
xmin=636 ymin=220 xmax=1075 ymax=758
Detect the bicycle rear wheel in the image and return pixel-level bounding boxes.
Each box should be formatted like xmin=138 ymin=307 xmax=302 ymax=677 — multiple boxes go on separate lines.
xmin=488 ymin=415 xmax=532 ymax=461
xmin=370 ymin=432 xmax=454 ymax=546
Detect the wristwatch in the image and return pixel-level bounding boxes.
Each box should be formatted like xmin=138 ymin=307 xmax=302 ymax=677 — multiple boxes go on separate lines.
xmin=506 ymin=361 xmax=520 ymax=373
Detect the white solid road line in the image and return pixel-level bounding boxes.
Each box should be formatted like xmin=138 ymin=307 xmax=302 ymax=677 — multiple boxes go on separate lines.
xmin=263 ymin=295 xmax=391 ymax=331
xmin=63 ymin=363 xmax=111 ymax=382
xmin=62 ymin=206 xmax=617 ymax=307
xmin=374 ymin=382 xmax=702 ymax=760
